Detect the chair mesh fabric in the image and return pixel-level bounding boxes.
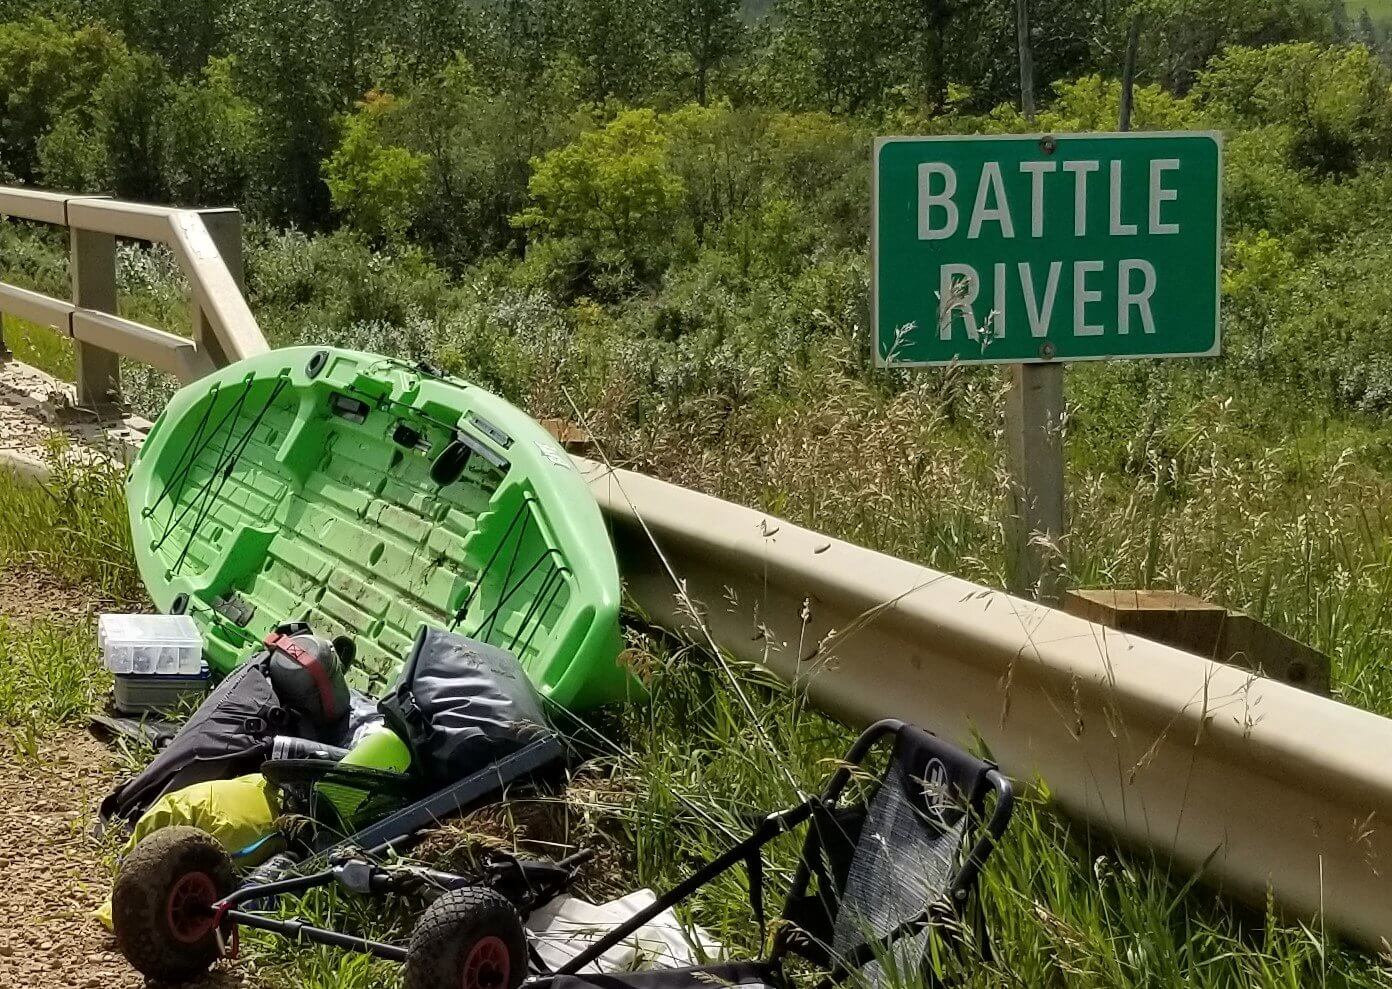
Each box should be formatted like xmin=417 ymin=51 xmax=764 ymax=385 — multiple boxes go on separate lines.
xmin=829 ymin=761 xmax=968 ymax=985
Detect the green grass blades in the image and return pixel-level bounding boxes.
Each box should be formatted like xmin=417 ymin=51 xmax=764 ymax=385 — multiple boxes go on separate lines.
xmin=0 ymin=616 xmax=109 ymax=760
xmin=615 ymin=655 xmax=1392 ymax=989
xmin=0 ymin=442 xmax=142 ymax=604
xmin=240 ymin=884 xmax=408 ymax=989
xmin=1 ymin=316 xmax=74 ymax=380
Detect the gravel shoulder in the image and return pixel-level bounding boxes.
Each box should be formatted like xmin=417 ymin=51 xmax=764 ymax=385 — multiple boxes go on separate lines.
xmin=0 ymin=555 xmax=239 ymax=988
xmin=0 ymin=730 xmax=138 ymax=988
xmin=0 ymin=730 xmax=244 ymax=988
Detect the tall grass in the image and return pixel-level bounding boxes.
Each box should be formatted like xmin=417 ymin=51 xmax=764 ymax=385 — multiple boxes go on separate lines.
xmin=606 ymin=652 xmax=1392 ymax=989
xmin=583 ymin=364 xmax=1392 ymax=720
xmin=0 ymin=439 xmax=142 ymax=604
xmin=0 ymin=615 xmax=110 ymax=760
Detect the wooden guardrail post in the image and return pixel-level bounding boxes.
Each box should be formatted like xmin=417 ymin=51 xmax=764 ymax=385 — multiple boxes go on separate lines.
xmin=71 ymin=226 xmax=121 ymax=408
xmin=190 ymin=208 xmax=244 ymax=367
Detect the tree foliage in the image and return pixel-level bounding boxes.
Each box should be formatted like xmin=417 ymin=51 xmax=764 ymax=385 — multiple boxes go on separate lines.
xmin=160 ymin=57 xmax=259 ymax=206
xmin=515 ymin=107 xmax=683 ymax=284
xmin=1195 ymin=41 xmax=1391 ymax=173
xmin=660 ymin=0 xmax=745 ymax=104
xmin=0 ymin=16 xmax=127 ymax=181
xmin=324 ymin=92 xmax=430 ymax=242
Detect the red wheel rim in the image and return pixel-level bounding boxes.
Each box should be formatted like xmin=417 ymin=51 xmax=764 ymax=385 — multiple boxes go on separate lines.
xmin=165 ymin=871 xmax=219 ymax=944
xmin=462 ymin=935 xmax=511 ymax=989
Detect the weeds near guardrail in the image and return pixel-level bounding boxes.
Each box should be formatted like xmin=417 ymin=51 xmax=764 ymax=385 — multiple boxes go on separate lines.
xmin=0 ymin=447 xmax=1388 ymax=985
xmin=0 ymin=438 xmax=141 ymax=604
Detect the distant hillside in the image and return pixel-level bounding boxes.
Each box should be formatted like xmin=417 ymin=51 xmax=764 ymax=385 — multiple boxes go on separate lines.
xmin=1350 ymin=0 xmax=1392 ymax=36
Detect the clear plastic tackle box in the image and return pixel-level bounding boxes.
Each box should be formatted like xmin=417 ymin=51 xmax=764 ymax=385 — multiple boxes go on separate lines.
xmin=98 ymin=613 xmax=204 ymax=675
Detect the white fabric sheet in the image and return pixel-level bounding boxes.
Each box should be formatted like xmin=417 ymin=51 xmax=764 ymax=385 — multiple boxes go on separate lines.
xmin=526 ymin=889 xmax=723 ymax=974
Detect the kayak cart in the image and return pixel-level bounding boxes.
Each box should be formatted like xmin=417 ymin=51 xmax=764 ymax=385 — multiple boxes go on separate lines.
xmin=112 ymin=720 xmax=1014 ymax=989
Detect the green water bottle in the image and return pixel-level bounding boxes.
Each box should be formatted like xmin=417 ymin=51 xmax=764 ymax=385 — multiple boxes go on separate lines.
xmin=314 ymin=726 xmax=413 ymax=830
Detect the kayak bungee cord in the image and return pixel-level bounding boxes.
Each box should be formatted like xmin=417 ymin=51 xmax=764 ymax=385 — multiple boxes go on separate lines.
xmin=450 ymin=500 xmax=529 ymax=630
xmin=143 ymin=377 xmax=253 ymax=526
xmin=448 ymin=496 xmax=569 ymax=659
xmin=151 ymin=376 xmax=289 ymax=578
xmin=143 ymin=379 xmax=226 ymax=521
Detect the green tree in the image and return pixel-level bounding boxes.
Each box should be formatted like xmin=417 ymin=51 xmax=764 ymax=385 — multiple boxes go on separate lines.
xmin=1116 ymin=0 xmax=1333 ymax=92
xmin=567 ymin=0 xmax=662 ymax=102
xmin=772 ymin=0 xmax=918 ymax=112
xmin=36 ymin=112 xmax=110 ymax=192
xmin=661 ymin=0 xmax=745 ymax=103
xmin=461 ymin=0 xmax=571 ymax=87
xmin=394 ymin=0 xmax=473 ymax=77
xmin=459 ymin=0 xmax=662 ymax=103
xmin=663 ymin=103 xmax=770 ymax=241
xmin=91 ymin=0 xmax=230 ymax=77
xmin=93 ymin=50 xmax=170 ymax=199
xmin=160 ymin=57 xmax=259 ymax=206
xmin=324 ymin=92 xmax=431 ymax=242
xmin=34 ymin=52 xmax=170 ymax=200
xmin=1356 ymin=7 xmax=1379 ymax=48
xmin=0 ymin=17 xmax=127 ymax=181
xmin=945 ymin=0 xmax=1096 ymax=111
xmin=382 ymin=55 xmax=584 ymax=265
xmin=1196 ymin=41 xmax=1390 ymax=173
xmin=229 ymin=0 xmax=340 ymax=223
xmin=515 ymin=108 xmax=684 ymax=280
xmin=772 ymin=0 xmax=990 ymax=111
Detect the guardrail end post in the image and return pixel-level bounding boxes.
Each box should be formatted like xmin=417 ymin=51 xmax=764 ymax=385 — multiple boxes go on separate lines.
xmin=191 ymin=209 xmax=244 ymax=368
xmin=71 ymin=227 xmax=121 ymax=410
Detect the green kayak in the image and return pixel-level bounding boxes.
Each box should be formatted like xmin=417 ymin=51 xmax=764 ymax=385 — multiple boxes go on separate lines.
xmin=126 ymin=346 xmax=631 ymax=710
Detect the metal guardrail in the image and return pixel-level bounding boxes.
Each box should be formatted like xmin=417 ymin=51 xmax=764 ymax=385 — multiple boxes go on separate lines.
xmin=578 ymin=458 xmax=1392 ymax=954
xmin=0 ymin=186 xmax=269 ymax=407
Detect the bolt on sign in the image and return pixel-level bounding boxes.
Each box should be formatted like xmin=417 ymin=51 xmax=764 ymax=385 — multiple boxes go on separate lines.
xmin=873 ymin=133 xmax=1222 ymax=367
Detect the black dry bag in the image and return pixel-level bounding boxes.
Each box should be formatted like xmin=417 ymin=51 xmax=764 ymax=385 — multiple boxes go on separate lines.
xmin=378 ymin=626 xmax=554 ymax=787
xmin=99 ymin=659 xmax=292 ymax=826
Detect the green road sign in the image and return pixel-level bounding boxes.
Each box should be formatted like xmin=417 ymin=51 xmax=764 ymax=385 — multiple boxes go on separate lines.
xmin=873 ymin=132 xmax=1222 ymax=367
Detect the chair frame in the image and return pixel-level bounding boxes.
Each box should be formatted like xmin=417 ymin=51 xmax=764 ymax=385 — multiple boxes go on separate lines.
xmin=546 ymin=719 xmax=1014 ymax=985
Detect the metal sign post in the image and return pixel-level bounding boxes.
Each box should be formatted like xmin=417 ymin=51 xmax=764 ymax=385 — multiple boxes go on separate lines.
xmin=871 ymin=132 xmax=1221 ymax=599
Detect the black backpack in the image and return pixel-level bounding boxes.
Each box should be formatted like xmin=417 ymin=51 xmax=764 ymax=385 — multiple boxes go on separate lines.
xmin=378 ymin=626 xmax=555 ymax=787
xmin=97 ymin=639 xmax=343 ymax=827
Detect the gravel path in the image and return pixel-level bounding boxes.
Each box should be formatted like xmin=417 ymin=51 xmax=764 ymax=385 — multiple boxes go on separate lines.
xmin=0 ymin=357 xmax=148 ymax=478
xmin=0 ymin=730 xmax=244 ymax=988
xmin=0 ymin=730 xmax=143 ymax=988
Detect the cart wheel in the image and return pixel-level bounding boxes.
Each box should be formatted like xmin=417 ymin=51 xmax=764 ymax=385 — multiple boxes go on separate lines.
xmin=405 ymin=886 xmax=527 ymax=989
xmin=112 ymin=826 xmax=235 ymax=983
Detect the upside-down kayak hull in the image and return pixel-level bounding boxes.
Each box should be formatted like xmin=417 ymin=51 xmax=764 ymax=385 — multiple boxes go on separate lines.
xmin=126 ymin=346 xmax=631 ymax=710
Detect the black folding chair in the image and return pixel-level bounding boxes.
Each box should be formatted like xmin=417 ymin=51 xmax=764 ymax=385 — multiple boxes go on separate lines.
xmin=530 ymin=719 xmax=1014 ymax=989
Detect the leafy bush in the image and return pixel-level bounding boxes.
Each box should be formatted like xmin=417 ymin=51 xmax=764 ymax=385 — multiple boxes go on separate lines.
xmin=243 ymin=226 xmax=449 ymax=343
xmin=1195 ymin=42 xmax=1392 ymax=174
xmin=514 ymin=108 xmax=685 ymax=291
xmin=346 ymin=56 xmax=585 ymax=268
xmin=324 ymin=92 xmax=431 ymax=243
xmin=160 ymin=57 xmax=260 ymax=206
xmin=0 ymin=16 xmax=129 ymax=182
